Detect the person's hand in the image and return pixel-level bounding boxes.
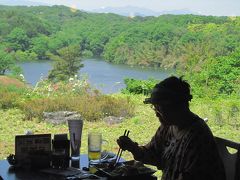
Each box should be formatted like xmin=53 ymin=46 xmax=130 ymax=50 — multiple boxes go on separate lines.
xmin=117 ymin=136 xmax=138 ymax=152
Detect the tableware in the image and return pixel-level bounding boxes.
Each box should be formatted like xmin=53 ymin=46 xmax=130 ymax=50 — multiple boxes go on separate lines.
xmin=88 ymin=132 xmax=110 ymax=166
xmin=88 ymin=132 xmax=102 ymax=162
xmin=52 ymin=134 xmax=70 ymax=169
xmin=114 ymin=129 xmax=130 ymax=166
xmin=97 ymin=160 xmax=156 ymax=178
xmin=68 ymin=119 xmax=83 ymax=161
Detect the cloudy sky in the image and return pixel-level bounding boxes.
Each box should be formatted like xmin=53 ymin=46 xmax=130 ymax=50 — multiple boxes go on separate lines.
xmin=28 ymin=0 xmax=240 ymax=16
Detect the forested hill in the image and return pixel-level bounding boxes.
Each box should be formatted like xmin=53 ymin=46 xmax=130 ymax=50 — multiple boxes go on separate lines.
xmin=0 ymin=5 xmax=239 ymax=71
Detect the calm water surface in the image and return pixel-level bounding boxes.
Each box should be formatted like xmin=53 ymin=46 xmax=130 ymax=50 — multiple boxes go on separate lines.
xmin=19 ymin=59 xmax=172 ymax=94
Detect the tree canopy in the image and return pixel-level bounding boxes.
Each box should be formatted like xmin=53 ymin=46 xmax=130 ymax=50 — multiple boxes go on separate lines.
xmin=0 ymin=5 xmax=239 ymax=96
xmin=48 ymin=45 xmax=83 ymax=82
xmin=1 ymin=5 xmax=238 ymax=69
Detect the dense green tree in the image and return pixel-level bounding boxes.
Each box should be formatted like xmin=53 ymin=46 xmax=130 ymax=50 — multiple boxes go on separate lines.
xmin=31 ymin=35 xmax=49 ymax=59
xmin=1 ymin=5 xmax=237 ymax=70
xmin=206 ymin=50 xmax=240 ymax=95
xmin=122 ymin=78 xmax=159 ymax=95
xmin=48 ymin=45 xmax=83 ymax=82
xmin=0 ymin=5 xmax=239 ymax=97
xmin=182 ymin=49 xmax=240 ymax=97
xmin=13 ymin=50 xmax=37 ymax=62
xmin=0 ymin=49 xmax=15 ymax=75
xmin=6 ymin=27 xmax=30 ymax=51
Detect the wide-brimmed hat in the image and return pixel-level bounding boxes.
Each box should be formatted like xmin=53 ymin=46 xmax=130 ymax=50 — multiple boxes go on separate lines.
xmin=143 ymin=76 xmax=192 ymax=105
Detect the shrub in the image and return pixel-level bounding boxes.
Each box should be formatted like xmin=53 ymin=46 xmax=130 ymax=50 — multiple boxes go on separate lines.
xmin=0 ymin=85 xmax=28 ymax=109
xmin=190 ymin=97 xmax=240 ymax=129
xmin=31 ymin=74 xmax=92 ymax=98
xmin=183 ymin=50 xmax=240 ymax=98
xmin=122 ymin=78 xmax=158 ymax=95
xmin=19 ymin=94 xmax=135 ymax=121
xmin=0 ymin=76 xmax=134 ymax=121
xmin=0 ymin=90 xmax=19 ymax=109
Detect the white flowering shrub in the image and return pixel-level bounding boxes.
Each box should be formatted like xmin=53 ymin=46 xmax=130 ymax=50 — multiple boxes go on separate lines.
xmin=30 ymin=74 xmax=94 ymax=97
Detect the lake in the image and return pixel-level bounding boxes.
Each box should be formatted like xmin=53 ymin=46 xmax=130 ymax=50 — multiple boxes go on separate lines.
xmin=19 ymin=59 xmax=172 ymax=94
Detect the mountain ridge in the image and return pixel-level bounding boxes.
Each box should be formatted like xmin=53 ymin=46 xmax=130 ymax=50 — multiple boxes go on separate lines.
xmin=0 ymin=1 xmax=199 ymax=17
xmin=0 ymin=0 xmax=49 ymax=6
xmin=90 ymin=6 xmax=200 ymax=17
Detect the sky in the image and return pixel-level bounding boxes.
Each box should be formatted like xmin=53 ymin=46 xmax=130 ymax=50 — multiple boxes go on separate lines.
xmin=29 ymin=0 xmax=240 ymax=16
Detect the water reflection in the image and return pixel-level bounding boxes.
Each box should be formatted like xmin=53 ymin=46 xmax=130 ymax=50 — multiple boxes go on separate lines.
xmin=19 ymin=59 xmax=172 ymax=94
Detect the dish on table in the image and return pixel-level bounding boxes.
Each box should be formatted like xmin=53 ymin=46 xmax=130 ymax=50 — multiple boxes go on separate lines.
xmin=97 ymin=160 xmax=156 ymax=178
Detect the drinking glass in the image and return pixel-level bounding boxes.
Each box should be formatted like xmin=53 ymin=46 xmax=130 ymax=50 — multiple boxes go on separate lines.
xmin=88 ymin=132 xmax=102 ymax=163
xmin=68 ymin=119 xmax=83 ymax=163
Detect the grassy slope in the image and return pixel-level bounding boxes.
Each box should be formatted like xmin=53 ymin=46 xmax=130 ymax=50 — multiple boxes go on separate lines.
xmin=0 ymin=96 xmax=159 ymax=159
xmin=0 ymin=76 xmax=26 ymax=87
xmin=0 ymin=95 xmax=239 ymax=178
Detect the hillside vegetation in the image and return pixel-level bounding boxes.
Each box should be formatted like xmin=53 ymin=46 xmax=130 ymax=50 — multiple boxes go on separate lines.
xmin=0 ymin=7 xmax=239 ymax=179
xmin=0 ymin=5 xmax=239 ymax=96
xmin=0 ymin=5 xmax=239 ymax=69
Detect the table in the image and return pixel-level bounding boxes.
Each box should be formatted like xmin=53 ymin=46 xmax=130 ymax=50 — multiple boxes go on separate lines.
xmin=0 ymin=155 xmax=89 ymax=180
xmin=0 ymin=155 xmax=157 ymax=180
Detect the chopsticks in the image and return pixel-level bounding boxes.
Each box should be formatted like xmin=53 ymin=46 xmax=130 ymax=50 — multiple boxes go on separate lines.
xmin=114 ymin=129 xmax=130 ymax=166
